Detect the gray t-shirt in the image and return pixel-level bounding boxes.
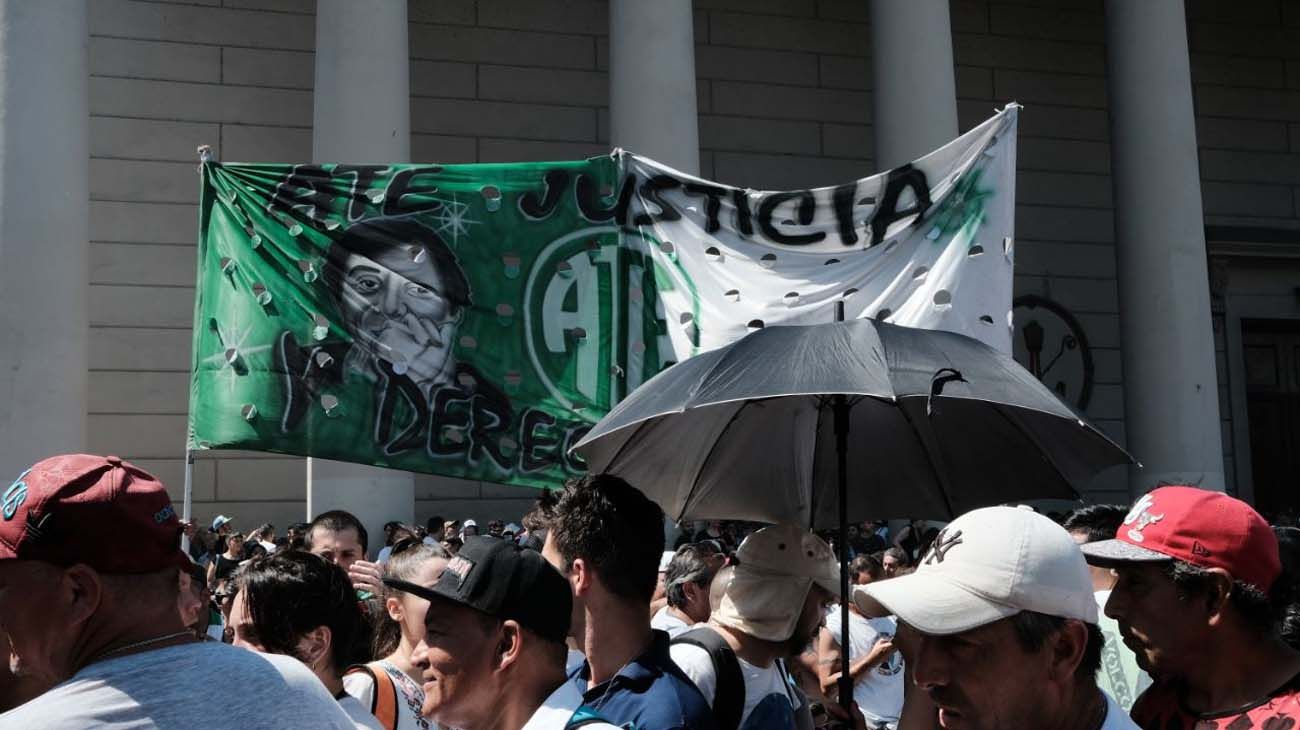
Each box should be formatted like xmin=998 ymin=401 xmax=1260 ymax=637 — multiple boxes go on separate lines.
xmin=0 ymin=640 xmax=356 ymax=729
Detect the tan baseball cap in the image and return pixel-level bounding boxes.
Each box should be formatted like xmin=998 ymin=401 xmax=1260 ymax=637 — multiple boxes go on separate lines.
xmin=711 ymin=524 xmax=840 ymax=642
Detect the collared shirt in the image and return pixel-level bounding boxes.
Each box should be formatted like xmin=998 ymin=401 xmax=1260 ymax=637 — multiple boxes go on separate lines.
xmin=569 ymin=629 xmax=718 ymax=730
xmin=521 ymin=680 xmax=620 ymax=730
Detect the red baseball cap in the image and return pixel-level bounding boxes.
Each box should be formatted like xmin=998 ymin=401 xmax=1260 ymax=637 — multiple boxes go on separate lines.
xmin=0 ymin=454 xmax=191 ymax=574
xmin=1080 ymin=485 xmax=1280 ymax=592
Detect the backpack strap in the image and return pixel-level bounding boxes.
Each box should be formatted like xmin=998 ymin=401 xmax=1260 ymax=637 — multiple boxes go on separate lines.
xmin=673 ymin=627 xmax=744 ymax=730
xmin=344 ymin=663 xmax=399 ymax=730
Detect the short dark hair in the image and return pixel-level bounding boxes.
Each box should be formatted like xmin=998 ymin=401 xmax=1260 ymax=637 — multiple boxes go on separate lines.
xmin=426 ymin=515 xmax=445 ymax=534
xmin=849 ymin=554 xmax=882 ymax=583
xmin=665 ymin=545 xmax=715 ymax=610
xmin=1062 ymin=504 xmax=1127 ymax=544
xmin=237 ymin=552 xmax=370 ymax=672
xmin=546 ymin=474 xmax=665 ymax=603
xmin=1008 ymin=611 xmax=1103 ymax=682
xmin=325 ymin=217 xmax=470 ymax=310
xmin=1164 ymin=559 xmax=1280 ymax=637
xmin=309 ymin=510 xmax=369 ymax=554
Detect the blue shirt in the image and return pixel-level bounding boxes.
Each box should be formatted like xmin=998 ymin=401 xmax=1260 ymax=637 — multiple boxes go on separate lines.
xmin=569 ymin=629 xmax=718 ymax=730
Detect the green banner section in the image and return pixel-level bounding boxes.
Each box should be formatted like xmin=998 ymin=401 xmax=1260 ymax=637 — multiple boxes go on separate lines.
xmin=190 ymin=159 xmax=686 ymax=489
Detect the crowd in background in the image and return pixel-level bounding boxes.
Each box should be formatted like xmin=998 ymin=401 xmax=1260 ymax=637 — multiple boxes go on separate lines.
xmin=2 ymin=454 xmax=1299 ymax=729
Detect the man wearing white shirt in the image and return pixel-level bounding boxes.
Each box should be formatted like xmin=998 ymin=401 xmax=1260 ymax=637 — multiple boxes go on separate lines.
xmin=650 ymin=544 xmax=715 ymax=639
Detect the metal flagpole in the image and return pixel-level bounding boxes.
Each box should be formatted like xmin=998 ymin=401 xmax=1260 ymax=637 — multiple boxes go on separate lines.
xmin=181 ymin=449 xmax=194 ymax=554
xmin=182 ymin=144 xmax=212 ymax=557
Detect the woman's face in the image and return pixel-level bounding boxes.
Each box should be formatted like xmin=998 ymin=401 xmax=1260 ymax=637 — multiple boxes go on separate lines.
xmin=392 ymin=558 xmax=449 ymax=647
xmin=227 ymin=535 xmax=244 ymax=554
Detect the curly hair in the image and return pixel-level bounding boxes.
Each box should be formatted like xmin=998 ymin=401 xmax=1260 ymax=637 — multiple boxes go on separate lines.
xmin=546 ymin=474 xmax=664 ymax=603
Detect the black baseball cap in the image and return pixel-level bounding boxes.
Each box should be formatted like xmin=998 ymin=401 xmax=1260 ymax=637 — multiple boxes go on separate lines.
xmin=385 ymin=536 xmax=571 ymax=643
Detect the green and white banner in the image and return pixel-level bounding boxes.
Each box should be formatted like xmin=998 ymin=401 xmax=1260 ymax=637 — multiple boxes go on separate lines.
xmin=189 ymin=106 xmax=1018 ymax=488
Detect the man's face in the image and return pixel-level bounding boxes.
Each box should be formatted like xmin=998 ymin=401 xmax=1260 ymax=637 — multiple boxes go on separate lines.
xmin=1069 ymin=531 xmax=1116 ymax=592
xmin=902 ymin=617 xmax=1057 ymax=730
xmin=412 ymin=600 xmax=500 ymax=726
xmin=462 ymin=525 xmax=478 ymax=537
xmin=882 ymin=555 xmax=901 ymax=576
xmin=1105 ymin=562 xmax=1201 ymax=678
xmin=309 ymin=527 xmax=365 ymax=572
xmin=792 ymin=585 xmax=835 ymax=651
xmin=227 ymin=534 xmax=244 ymax=555
xmin=541 ymin=532 xmax=583 ymax=641
xmin=339 ymin=248 xmax=458 ymax=388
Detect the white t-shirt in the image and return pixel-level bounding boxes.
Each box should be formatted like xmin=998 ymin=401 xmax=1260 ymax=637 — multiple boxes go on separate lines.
xmin=824 ymin=610 xmax=904 ymax=726
xmin=0 ymin=640 xmax=355 ymax=729
xmin=343 ymin=659 xmax=437 ymax=730
xmin=377 ymin=545 xmax=395 ymax=564
xmin=339 ymin=694 xmax=386 ymax=730
xmin=669 ymin=641 xmax=801 ymax=730
xmin=520 ymin=677 xmax=622 ymax=730
xmin=650 ymin=606 xmax=693 ymax=638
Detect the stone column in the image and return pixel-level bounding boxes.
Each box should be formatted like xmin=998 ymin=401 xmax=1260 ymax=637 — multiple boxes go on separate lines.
xmin=0 ymin=1 xmax=89 ymax=472
xmin=609 ymin=0 xmax=700 ymax=175
xmin=1106 ymin=0 xmax=1224 ymax=492
xmin=307 ymin=0 xmax=413 ymax=552
xmin=869 ymin=0 xmax=960 ymax=169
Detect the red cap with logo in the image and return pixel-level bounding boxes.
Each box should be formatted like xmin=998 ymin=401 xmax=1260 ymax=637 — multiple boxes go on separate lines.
xmin=1079 ymin=485 xmax=1280 ymax=592
xmin=0 ymin=454 xmax=190 ymax=574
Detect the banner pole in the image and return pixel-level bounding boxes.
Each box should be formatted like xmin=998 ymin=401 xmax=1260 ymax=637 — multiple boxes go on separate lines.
xmin=181 ymin=449 xmax=194 ymax=554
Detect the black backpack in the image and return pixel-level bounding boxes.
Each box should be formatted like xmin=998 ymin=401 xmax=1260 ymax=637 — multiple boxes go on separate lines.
xmin=672 ymin=627 xmax=744 ymax=730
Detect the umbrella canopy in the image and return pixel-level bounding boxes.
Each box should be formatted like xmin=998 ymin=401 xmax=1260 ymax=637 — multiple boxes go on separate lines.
xmin=572 ymin=318 xmax=1134 ymax=528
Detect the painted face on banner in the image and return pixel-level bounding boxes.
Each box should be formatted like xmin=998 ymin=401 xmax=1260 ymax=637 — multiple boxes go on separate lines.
xmin=339 ymin=245 xmax=460 ymax=393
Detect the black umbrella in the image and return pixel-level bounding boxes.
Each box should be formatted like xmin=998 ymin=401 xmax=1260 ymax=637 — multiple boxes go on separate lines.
xmin=571 ymin=305 xmax=1134 ymax=720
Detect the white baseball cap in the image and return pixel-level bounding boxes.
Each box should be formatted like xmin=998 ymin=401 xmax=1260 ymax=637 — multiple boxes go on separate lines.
xmin=712 ymin=524 xmax=841 ymax=642
xmin=856 ymin=506 xmax=1097 ymax=635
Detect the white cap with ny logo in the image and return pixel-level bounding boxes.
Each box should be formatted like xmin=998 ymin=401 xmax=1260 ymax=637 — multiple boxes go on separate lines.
xmin=854 ymin=506 xmax=1098 ymax=635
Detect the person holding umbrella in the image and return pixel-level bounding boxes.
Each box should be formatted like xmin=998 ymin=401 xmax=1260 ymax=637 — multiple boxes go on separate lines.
xmin=668 ymin=524 xmax=840 ymax=730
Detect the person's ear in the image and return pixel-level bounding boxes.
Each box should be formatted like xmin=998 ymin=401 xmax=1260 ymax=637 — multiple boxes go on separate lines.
xmin=62 ymin=564 xmax=104 ymax=629
xmin=1046 ymin=620 xmax=1089 ymax=683
xmin=571 ymin=558 xmax=595 ymax=597
xmin=493 ymin=620 xmax=523 ymax=673
xmin=298 ymin=626 xmax=333 ymax=672
xmin=386 ymin=596 xmax=404 ymax=622
xmin=1202 ymin=568 xmax=1235 ymax=625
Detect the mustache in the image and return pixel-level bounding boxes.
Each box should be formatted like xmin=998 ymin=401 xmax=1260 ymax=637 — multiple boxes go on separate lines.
xmin=926 ymin=685 xmax=972 ymax=712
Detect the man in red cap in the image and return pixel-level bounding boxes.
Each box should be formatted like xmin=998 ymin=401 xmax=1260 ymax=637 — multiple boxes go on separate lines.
xmin=0 ymin=454 xmax=355 ymax=727
xmin=1081 ymin=486 xmax=1300 ymax=729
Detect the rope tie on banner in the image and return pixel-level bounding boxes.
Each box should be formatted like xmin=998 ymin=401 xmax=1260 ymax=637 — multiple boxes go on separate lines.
xmin=196 ymin=144 xmax=214 ymax=172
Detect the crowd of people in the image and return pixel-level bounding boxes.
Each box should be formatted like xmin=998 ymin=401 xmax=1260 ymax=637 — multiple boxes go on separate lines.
xmin=1 ymin=453 xmax=1298 ymax=729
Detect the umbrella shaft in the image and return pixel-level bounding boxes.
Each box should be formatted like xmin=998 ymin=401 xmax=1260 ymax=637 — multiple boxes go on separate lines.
xmin=834 ymin=394 xmax=853 ymax=718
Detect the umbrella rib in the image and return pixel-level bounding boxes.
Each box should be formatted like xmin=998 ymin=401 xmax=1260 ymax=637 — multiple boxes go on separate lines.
xmin=989 ymin=404 xmax=1083 ymax=499
xmin=673 ymin=400 xmax=758 ymax=524
xmin=895 ymin=401 xmax=958 ymax=518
